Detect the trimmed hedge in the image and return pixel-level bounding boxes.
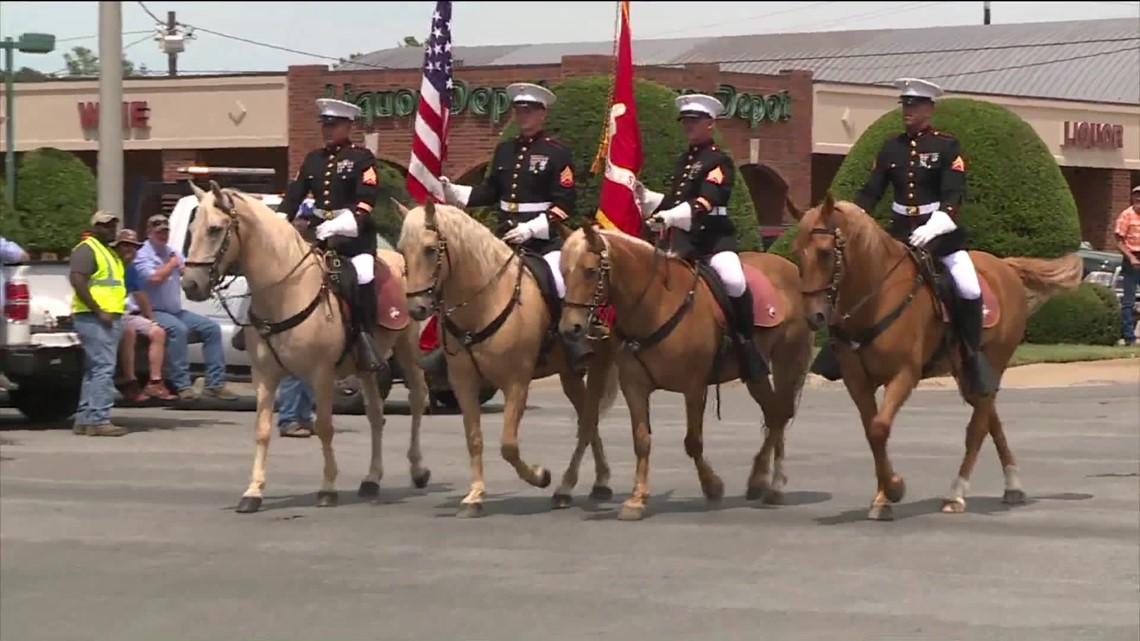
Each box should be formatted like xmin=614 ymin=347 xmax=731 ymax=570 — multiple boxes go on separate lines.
xmin=492 ymin=75 xmax=762 ymax=251
xmin=1024 ymin=282 xmax=1120 ymax=346
xmin=373 ymin=162 xmax=412 ymax=245
xmin=770 ymin=97 xmax=1081 ymax=263
xmin=9 ymin=148 xmax=97 ymax=254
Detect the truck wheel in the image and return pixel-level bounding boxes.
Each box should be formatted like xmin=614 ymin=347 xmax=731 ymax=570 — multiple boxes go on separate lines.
xmin=9 ymin=385 xmax=81 ymax=426
xmin=431 ymin=386 xmax=498 ymax=411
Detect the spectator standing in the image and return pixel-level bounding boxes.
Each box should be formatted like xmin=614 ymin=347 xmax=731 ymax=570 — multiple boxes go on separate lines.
xmin=113 ymin=229 xmax=177 ymax=401
xmin=68 ymin=211 xmax=128 ymax=436
xmin=1 ymin=236 xmax=30 ymax=310
xmin=1114 ymin=185 xmax=1140 ymax=346
xmin=133 ymin=214 xmax=238 ymax=400
xmin=276 ymin=376 xmax=316 ymax=438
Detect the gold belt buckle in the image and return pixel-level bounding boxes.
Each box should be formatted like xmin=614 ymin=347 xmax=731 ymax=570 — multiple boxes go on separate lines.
xmin=907 ymin=206 xmax=918 ymax=216
xmin=507 ymin=202 xmax=519 ymax=213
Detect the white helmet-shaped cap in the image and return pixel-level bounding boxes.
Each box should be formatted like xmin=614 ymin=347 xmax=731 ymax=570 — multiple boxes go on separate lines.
xmin=894 ymin=77 xmax=944 ymax=104
xmin=316 ymin=98 xmax=362 ymax=122
xmin=674 ymin=93 xmax=724 ymax=120
xmin=506 ymin=83 xmax=556 ymax=108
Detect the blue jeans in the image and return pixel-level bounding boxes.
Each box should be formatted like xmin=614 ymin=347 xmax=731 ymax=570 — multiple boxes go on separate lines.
xmin=275 ymin=375 xmax=315 ymax=428
xmin=152 ymin=309 xmax=225 ymax=391
xmin=74 ymin=312 xmax=122 ymax=426
xmin=1121 ymin=261 xmax=1138 ymax=342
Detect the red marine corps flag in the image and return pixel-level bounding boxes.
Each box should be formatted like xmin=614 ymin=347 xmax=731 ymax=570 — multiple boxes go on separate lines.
xmin=591 ymin=0 xmax=643 ymax=236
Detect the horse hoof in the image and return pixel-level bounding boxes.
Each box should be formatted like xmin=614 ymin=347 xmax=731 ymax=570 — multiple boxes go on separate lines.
xmin=867 ymin=503 xmax=894 ymax=521
xmin=703 ymin=476 xmax=725 ymax=503
xmin=412 ymin=469 xmax=432 ymax=489
xmin=884 ymin=475 xmax=907 ymax=503
xmin=316 ymin=491 xmax=338 ymax=508
xmin=617 ymin=504 xmax=645 ymax=522
xmin=357 ymin=481 xmax=380 ymax=498
xmin=745 ymin=483 xmax=768 ymax=501
xmin=588 ymin=485 xmax=614 ymax=502
xmin=235 ymin=496 xmax=262 ymax=513
xmin=1002 ymin=488 xmax=1027 ymax=505
xmin=762 ymin=489 xmax=786 ymax=505
xmin=551 ymin=493 xmax=573 ymax=510
xmin=457 ymin=503 xmax=484 ymax=519
xmin=536 ymin=468 xmax=552 ymax=489
xmin=941 ymin=498 xmax=966 ymax=513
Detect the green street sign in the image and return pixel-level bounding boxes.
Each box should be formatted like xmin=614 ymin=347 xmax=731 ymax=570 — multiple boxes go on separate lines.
xmin=16 ymin=33 xmax=55 ymax=54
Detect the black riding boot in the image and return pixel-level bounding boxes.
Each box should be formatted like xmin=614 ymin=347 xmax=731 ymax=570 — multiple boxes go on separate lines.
xmin=730 ymin=290 xmax=770 ymax=382
xmin=231 ymin=329 xmax=247 ymax=352
xmin=957 ymin=296 xmax=998 ymax=396
xmin=354 ymin=284 xmax=385 ymax=373
xmin=810 ymin=339 xmax=843 ymax=381
xmin=561 ymin=336 xmax=594 ymax=375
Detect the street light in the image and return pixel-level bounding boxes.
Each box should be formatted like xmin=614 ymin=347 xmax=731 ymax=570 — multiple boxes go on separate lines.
xmin=3 ymin=32 xmax=56 ymax=209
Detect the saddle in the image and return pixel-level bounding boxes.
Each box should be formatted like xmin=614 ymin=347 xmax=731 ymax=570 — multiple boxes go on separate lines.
xmin=910 ymin=248 xmax=1000 ymax=330
xmin=518 ymin=249 xmax=562 ymax=326
xmin=321 ymin=249 xmax=410 ymax=332
xmin=694 ymin=259 xmax=786 ymax=330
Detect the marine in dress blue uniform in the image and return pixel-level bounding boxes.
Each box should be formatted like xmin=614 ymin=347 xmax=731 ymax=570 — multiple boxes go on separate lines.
xmin=634 ymin=93 xmax=768 ymax=382
xmin=437 ymin=83 xmax=592 ymax=373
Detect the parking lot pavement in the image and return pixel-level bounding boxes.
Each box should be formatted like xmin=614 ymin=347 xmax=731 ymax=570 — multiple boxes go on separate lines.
xmin=1 ymin=383 xmax=1138 ymax=641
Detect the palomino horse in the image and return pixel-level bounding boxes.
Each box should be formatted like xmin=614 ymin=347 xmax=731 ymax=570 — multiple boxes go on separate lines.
xmin=181 ymin=182 xmax=430 ymax=513
xmin=787 ymin=194 xmax=1083 ymax=520
xmin=560 ymin=225 xmax=814 ymax=521
xmin=393 ymin=200 xmax=620 ymax=518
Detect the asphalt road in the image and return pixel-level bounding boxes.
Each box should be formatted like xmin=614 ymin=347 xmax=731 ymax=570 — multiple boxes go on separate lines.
xmin=1 ymin=383 xmax=1138 ymax=641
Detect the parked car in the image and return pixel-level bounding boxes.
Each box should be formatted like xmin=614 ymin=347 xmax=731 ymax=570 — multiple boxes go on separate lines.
xmin=1076 ymin=241 xmax=1123 ymax=278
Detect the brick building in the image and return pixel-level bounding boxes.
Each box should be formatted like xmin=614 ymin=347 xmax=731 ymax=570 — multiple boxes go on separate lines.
xmin=286 ymin=56 xmax=814 ymax=233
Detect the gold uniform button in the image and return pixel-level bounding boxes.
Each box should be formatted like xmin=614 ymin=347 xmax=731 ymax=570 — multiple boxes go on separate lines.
xmin=511 ymin=183 xmax=517 ymax=189
xmin=908 ymin=182 xmax=914 ymax=188
xmin=514 ymin=163 xmax=521 ymax=170
xmin=910 ymin=140 xmax=917 ymax=147
xmin=517 ymin=155 xmax=524 ymax=160
xmin=907 ymin=192 xmax=914 ymax=199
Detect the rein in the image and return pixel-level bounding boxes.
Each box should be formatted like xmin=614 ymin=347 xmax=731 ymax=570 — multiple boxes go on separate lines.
xmin=404 ymin=217 xmax=525 ymax=380
xmin=804 ymin=224 xmax=926 ymax=353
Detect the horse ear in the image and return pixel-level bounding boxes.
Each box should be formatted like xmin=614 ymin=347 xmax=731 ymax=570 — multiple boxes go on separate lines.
xmin=391 ymin=198 xmax=410 ymax=220
xmin=785 ymin=196 xmax=804 ymax=222
xmin=188 ymin=180 xmax=207 ymax=202
xmin=209 ymin=180 xmax=232 ymax=211
xmin=583 ymin=223 xmax=604 ymax=251
xmin=555 ymin=220 xmax=572 ymax=241
xmin=821 ymin=191 xmax=836 ymax=222
xmin=424 ymin=199 xmax=437 ymax=227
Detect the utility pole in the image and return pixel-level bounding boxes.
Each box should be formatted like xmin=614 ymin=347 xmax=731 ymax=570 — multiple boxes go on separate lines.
xmin=984 ymin=1 xmax=991 ymax=25
xmin=166 ymin=11 xmax=178 ymax=77
xmin=97 ymin=0 xmax=124 ymax=217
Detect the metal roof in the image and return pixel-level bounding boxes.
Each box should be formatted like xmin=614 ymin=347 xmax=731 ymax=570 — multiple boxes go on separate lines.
xmin=342 ymin=18 xmax=1139 ymax=104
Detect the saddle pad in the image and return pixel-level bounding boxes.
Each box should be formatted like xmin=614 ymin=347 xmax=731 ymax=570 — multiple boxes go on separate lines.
xmin=940 ymin=273 xmax=1000 ymax=329
xmin=375 ymin=256 xmax=410 ymax=331
xmin=520 ymin=252 xmax=561 ymax=324
xmin=743 ymin=264 xmax=785 ymax=328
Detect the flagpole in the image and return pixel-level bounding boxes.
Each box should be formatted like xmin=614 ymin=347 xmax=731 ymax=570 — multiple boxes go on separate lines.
xmin=590 ymin=0 xmax=624 ymax=176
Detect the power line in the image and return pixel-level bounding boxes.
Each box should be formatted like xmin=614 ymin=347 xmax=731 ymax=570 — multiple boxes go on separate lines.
xmin=136 ymin=0 xmax=163 ymax=25
xmin=786 ymin=1 xmax=945 ymax=32
xmin=57 ymin=30 xmax=152 ymax=44
xmin=900 ymin=45 xmax=1139 ymax=82
xmin=642 ymin=2 xmax=838 ymax=39
xmin=176 ymin=22 xmax=389 ymax=69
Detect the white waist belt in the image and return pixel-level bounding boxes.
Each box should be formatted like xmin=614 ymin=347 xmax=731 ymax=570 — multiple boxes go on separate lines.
xmin=500 ymin=201 xmax=551 ymax=213
xmin=706 ymin=207 xmax=728 ymax=216
xmin=892 ymin=202 xmax=940 ymax=216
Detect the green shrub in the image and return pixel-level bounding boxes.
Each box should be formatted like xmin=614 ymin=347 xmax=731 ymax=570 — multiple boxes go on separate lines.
xmin=0 ymin=183 xmax=24 ymax=242
xmin=11 ymin=147 xmax=96 ymax=254
xmin=373 ymin=162 xmax=412 ymax=245
xmin=1024 ymin=282 xmax=1120 ymax=345
xmin=491 ymin=76 xmax=762 ymax=251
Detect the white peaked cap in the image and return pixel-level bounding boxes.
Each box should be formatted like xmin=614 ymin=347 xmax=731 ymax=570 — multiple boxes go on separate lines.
xmin=894 ymin=78 xmax=944 ymax=102
xmin=316 ymin=98 xmax=362 ymax=121
xmin=675 ymin=93 xmax=724 ymax=119
xmin=506 ymin=83 xmax=556 ymax=108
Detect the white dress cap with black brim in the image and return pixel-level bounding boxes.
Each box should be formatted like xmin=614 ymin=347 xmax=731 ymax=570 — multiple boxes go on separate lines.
xmin=675 ymin=93 xmax=724 ymax=120
xmin=894 ymin=77 xmax=944 ymax=106
xmin=316 ymin=98 xmax=362 ymax=123
xmin=506 ymin=83 xmax=556 ymax=109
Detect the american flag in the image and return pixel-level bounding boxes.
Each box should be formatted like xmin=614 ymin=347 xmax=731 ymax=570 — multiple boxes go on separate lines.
xmin=406 ymin=0 xmax=455 ymax=204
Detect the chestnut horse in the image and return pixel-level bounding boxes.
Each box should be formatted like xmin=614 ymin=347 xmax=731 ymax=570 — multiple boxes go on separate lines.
xmin=181 ymin=182 xmax=429 ymax=513
xmin=394 ymin=200 xmax=620 ymax=518
xmin=788 ymin=194 xmax=1083 ymax=520
xmin=560 ymin=225 xmax=814 ymax=521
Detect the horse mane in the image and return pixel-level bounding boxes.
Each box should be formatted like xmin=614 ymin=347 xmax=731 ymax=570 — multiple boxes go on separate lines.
xmin=596 ymin=229 xmax=693 ymax=292
xmin=398 ymin=203 xmax=514 ymax=275
xmin=800 ymin=199 xmax=901 ymax=259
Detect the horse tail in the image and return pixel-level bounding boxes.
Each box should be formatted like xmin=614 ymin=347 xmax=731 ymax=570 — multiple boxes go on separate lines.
xmin=597 ymin=361 xmax=621 ymax=419
xmin=1002 ymin=253 xmax=1083 ymax=315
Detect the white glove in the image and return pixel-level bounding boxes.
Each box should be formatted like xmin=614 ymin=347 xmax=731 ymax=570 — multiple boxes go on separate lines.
xmin=315 ymin=208 xmax=360 ymax=240
xmin=634 ymin=181 xmax=665 ymax=218
xmin=440 ymin=176 xmax=472 ymax=207
xmin=908 ymin=209 xmax=957 ymax=247
xmin=502 ymin=216 xmax=549 ymax=244
xmin=647 ymin=202 xmax=692 ymax=233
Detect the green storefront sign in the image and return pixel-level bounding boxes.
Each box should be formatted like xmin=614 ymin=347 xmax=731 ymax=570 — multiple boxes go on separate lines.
xmin=326 ymin=81 xmax=791 ymax=129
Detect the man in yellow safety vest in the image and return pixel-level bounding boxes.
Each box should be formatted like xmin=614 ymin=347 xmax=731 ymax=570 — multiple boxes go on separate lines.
xmin=69 ymin=210 xmax=130 ymax=437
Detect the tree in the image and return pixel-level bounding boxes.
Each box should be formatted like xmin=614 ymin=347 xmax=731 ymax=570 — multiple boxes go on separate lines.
xmin=337 ymin=52 xmax=364 ymax=67
xmin=11 ymin=148 xmax=97 ymax=254
xmin=769 ymin=97 xmax=1081 ymax=262
xmin=490 ymin=75 xmax=763 ymax=250
xmin=5 ymin=66 xmax=52 ymax=83
xmin=372 ymin=162 xmax=413 ymax=245
xmin=400 ymin=36 xmax=423 ymax=47
xmin=62 ymin=45 xmax=146 ymax=78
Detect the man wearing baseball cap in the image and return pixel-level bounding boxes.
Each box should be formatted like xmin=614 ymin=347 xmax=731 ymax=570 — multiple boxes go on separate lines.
xmin=112 ymin=229 xmax=176 ymax=402
xmin=1114 ymin=185 xmax=1140 ymax=345
xmin=69 ymin=210 xmax=128 ymax=436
